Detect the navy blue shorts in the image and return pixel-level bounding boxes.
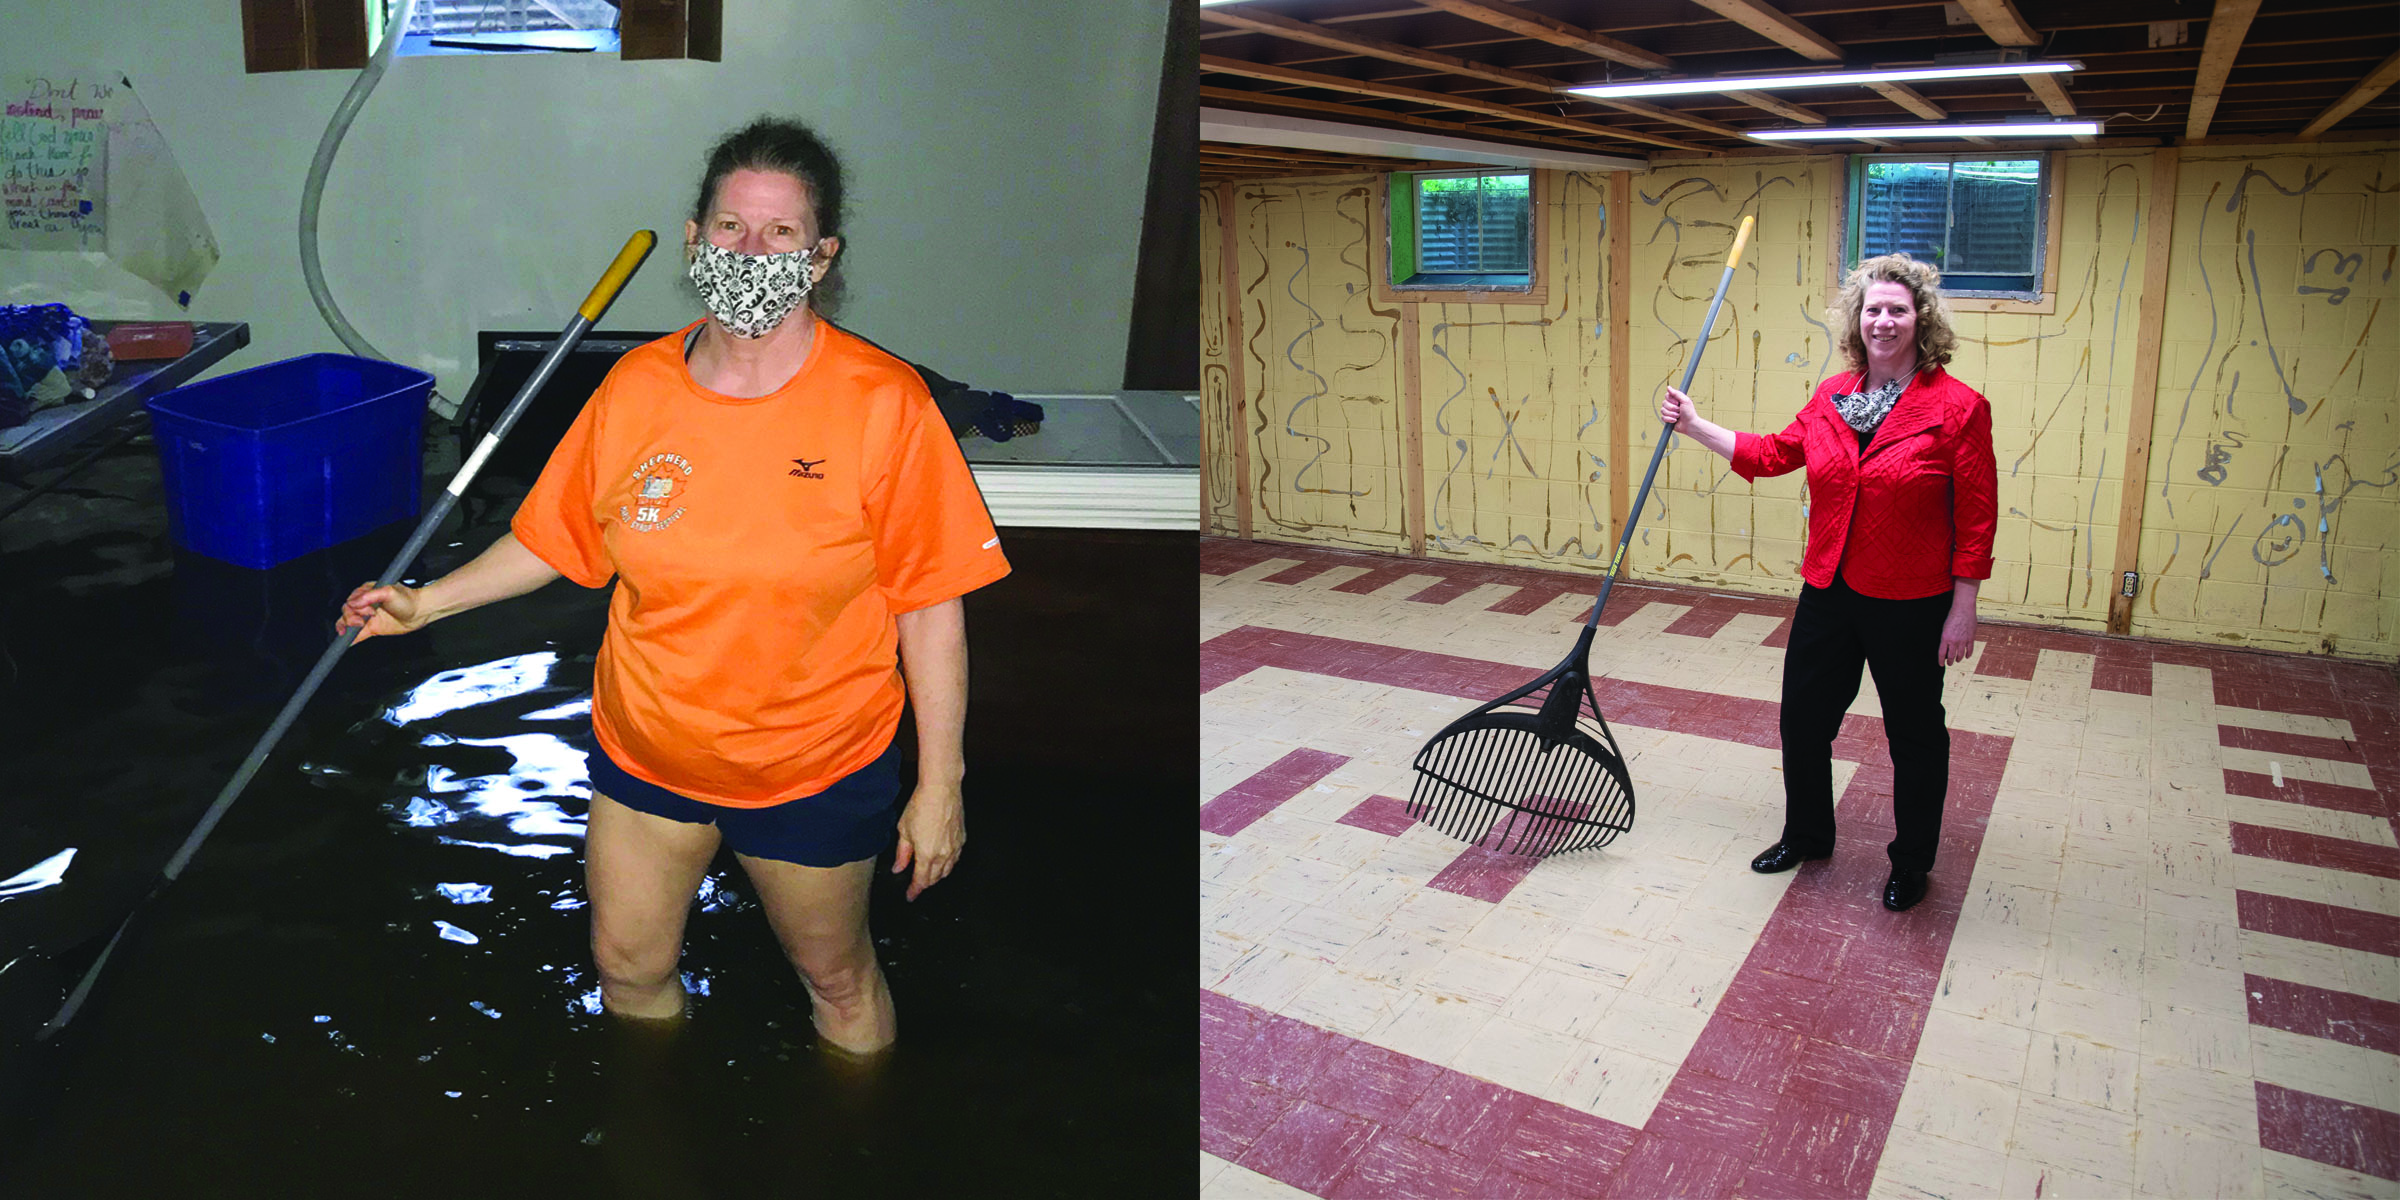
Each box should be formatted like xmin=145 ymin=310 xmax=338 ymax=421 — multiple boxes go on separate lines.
xmin=585 ymin=735 xmax=903 ymax=868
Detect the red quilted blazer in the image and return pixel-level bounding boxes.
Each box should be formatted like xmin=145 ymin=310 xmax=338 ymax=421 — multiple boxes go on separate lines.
xmin=1730 ymin=366 xmax=1997 ymax=600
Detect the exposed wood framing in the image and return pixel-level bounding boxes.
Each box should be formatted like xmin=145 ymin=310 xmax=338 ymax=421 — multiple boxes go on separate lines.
xmin=1869 ymin=82 xmax=1946 ymax=120
xmin=1414 ymin=0 xmax=1672 ymax=72
xmin=1199 ymin=87 xmax=1656 ymax=159
xmin=1953 ymin=0 xmax=2040 ymax=45
xmin=2108 ymin=148 xmax=2179 ymax=636
xmin=2298 ymin=49 xmax=2400 ymax=140
xmin=2184 ymin=0 xmax=2263 ymax=140
xmin=1202 ymin=56 xmax=1704 ymax=153
xmin=1201 ymin=7 xmax=1558 ymax=95
xmin=1727 ymin=91 xmax=1826 ymax=124
xmin=1685 ymin=0 xmax=1843 ymax=62
xmin=1219 ymin=181 xmax=1253 ymax=539
xmin=1608 ymin=171 xmax=1634 ymax=554
xmin=1201 ymin=10 xmax=1743 ymax=141
xmin=2026 ymin=75 xmax=2077 ymax=117
xmin=1402 ymin=304 xmax=1427 ymax=557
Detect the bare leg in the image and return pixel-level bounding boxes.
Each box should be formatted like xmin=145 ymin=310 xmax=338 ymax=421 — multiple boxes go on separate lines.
xmin=735 ymin=854 xmax=895 ymax=1054
xmin=586 ymin=791 xmax=721 ymax=1021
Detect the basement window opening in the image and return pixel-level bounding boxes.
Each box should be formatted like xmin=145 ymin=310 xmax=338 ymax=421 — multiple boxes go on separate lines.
xmin=1391 ymin=170 xmax=1534 ymax=291
xmin=1849 ymin=154 xmax=2050 ymax=298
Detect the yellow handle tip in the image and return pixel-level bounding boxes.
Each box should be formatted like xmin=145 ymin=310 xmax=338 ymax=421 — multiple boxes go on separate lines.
xmin=578 ymin=230 xmax=656 ymax=322
xmin=1726 ymin=214 xmax=1757 ymax=271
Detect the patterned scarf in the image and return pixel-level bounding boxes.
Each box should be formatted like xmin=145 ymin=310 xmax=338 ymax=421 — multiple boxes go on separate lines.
xmin=1832 ymin=373 xmax=1910 ymax=435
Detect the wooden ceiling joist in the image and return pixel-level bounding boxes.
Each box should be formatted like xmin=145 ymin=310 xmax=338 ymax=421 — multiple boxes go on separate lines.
xmin=1412 ymin=0 xmax=1672 ymax=72
xmin=1197 ymin=10 xmax=1749 ymax=142
xmin=2026 ymin=74 xmax=2078 ymax=117
xmin=2185 ymin=0 xmax=2264 ymax=139
xmin=1869 ymin=82 xmax=1947 ymax=119
xmin=2297 ymin=48 xmax=2400 ymax=139
xmin=1683 ymin=0 xmax=1845 ymax=62
xmin=1198 ymin=86 xmax=1655 ymax=159
xmin=1199 ymin=6 xmax=1560 ymax=96
xmin=1950 ymin=0 xmax=2040 ymax=47
xmin=1726 ymin=90 xmax=1826 ymax=123
xmin=1200 ymin=55 xmax=1708 ymax=152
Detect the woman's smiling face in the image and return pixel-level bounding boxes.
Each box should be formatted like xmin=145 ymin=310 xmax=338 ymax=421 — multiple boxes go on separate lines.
xmin=1859 ymin=280 xmax=1918 ymax=368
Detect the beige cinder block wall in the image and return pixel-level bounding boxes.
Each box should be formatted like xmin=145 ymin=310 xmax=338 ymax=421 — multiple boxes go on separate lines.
xmin=1201 ymin=141 xmax=2399 ymax=658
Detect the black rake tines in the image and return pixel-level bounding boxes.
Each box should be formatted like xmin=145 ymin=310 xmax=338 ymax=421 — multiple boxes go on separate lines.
xmin=1401 ymin=215 xmax=1756 ymax=860
xmin=1405 ymin=627 xmax=1636 ymax=857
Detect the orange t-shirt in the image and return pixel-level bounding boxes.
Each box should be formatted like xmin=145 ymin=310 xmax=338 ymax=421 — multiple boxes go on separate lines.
xmin=511 ymin=321 xmax=1010 ymax=807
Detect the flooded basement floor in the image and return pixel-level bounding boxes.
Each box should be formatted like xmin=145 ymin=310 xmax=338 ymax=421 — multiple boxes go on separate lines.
xmin=0 ymin=440 xmax=1196 ymax=1195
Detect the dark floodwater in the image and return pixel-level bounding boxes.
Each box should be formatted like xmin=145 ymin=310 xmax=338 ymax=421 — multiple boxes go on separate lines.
xmin=0 ymin=475 xmax=1195 ymax=1197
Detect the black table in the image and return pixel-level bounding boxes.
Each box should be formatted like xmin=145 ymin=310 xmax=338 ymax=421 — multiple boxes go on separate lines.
xmin=0 ymin=321 xmax=251 ymax=483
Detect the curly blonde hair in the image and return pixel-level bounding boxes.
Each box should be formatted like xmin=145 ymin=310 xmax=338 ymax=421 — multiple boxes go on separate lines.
xmin=1833 ymin=253 xmax=1957 ymax=377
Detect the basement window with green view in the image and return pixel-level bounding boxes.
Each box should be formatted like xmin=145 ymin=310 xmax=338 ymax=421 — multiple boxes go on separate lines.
xmin=1849 ymin=155 xmax=2054 ymax=301
xmin=1389 ymin=171 xmax=1536 ymax=293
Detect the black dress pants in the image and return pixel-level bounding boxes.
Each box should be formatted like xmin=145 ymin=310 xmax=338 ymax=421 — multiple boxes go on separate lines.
xmin=1777 ymin=574 xmax=1955 ymax=873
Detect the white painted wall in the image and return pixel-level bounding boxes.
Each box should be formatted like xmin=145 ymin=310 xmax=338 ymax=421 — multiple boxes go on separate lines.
xmin=1 ymin=0 xmax=1168 ymax=400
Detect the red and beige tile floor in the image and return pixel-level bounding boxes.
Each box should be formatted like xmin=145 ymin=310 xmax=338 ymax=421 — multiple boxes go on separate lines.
xmin=1199 ymin=538 xmax=2400 ymax=1200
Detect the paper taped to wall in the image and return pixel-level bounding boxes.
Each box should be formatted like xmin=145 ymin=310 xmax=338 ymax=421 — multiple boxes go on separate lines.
xmin=1 ymin=73 xmax=218 ymax=305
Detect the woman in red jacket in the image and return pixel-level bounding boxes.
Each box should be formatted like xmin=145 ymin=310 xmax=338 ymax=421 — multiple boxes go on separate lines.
xmin=1659 ymin=253 xmax=1996 ymax=912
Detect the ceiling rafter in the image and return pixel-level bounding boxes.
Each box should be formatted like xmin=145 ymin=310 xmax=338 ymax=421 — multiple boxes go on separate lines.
xmin=1683 ymin=0 xmax=1845 ymax=62
xmin=1868 ymin=82 xmax=1946 ymax=119
xmin=1198 ymin=7 xmax=1751 ymax=140
xmin=1411 ymin=0 xmax=1672 ymax=72
xmin=1198 ymin=85 xmax=1652 ymax=158
xmin=2185 ymin=0 xmax=2264 ymax=138
xmin=1200 ymin=55 xmax=1709 ymax=153
xmin=2297 ymin=48 xmax=2400 ymax=139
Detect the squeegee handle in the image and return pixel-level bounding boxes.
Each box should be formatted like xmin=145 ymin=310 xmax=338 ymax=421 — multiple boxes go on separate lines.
xmin=43 ymin=231 xmax=658 ymax=1040
xmin=1586 ymin=214 xmax=1754 ymax=630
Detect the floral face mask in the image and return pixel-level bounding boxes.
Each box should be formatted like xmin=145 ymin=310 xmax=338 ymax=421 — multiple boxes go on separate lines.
xmin=687 ymin=239 xmax=819 ymax=339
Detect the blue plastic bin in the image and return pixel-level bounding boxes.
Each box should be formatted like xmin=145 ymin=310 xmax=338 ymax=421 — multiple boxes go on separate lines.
xmin=146 ymin=354 xmax=434 ymax=569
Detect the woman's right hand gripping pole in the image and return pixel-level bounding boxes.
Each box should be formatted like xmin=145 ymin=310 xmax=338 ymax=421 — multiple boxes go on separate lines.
xmin=337 ymin=580 xmax=431 ymax=644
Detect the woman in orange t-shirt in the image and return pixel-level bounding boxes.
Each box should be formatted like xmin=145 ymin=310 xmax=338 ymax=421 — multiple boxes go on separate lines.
xmin=336 ymin=117 xmax=1008 ymax=1054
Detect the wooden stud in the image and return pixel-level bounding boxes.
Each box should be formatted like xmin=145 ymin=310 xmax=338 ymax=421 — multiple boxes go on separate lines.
xmin=1202 ymin=57 xmax=1705 ymax=153
xmin=2107 ymin=148 xmax=2179 ymax=636
xmin=1413 ymin=0 xmax=1674 ymax=72
xmin=1684 ymin=0 xmax=1844 ymax=61
xmin=2298 ymin=49 xmax=2400 ymax=140
xmin=1402 ymin=303 xmax=1427 ymax=557
xmin=2185 ymin=0 xmax=2263 ymax=140
xmin=1608 ymin=171 xmax=1633 ymax=556
xmin=1218 ymin=181 xmax=1254 ymax=540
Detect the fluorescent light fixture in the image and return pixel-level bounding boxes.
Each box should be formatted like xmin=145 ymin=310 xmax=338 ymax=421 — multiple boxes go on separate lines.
xmin=1571 ymin=61 xmax=2078 ymax=99
xmin=1748 ymin=120 xmax=2102 ymax=140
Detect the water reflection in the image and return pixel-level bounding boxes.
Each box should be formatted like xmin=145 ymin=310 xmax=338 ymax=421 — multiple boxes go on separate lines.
xmin=383 ymin=651 xmax=558 ymax=725
xmin=0 ymin=847 xmax=74 ymax=900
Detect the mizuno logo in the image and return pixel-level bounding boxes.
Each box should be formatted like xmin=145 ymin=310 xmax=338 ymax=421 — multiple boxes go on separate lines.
xmin=788 ymin=457 xmax=826 ymax=479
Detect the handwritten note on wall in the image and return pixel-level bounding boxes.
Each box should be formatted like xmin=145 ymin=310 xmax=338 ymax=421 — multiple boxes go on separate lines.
xmin=2 ymin=76 xmax=111 ymax=251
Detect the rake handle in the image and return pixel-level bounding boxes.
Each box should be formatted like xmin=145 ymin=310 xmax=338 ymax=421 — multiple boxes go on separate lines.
xmin=1586 ymin=213 xmax=1754 ymax=630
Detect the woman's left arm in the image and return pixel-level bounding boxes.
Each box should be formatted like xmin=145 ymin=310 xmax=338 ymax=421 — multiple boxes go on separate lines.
xmin=1943 ymin=391 xmax=1999 ymax=667
xmin=1940 ymin=578 xmax=1980 ymax=666
xmin=893 ymin=597 xmax=968 ymax=901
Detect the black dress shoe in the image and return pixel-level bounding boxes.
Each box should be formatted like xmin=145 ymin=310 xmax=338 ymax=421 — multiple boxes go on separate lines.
xmin=1749 ymin=841 xmax=1831 ymax=873
xmin=1883 ymin=870 xmax=1929 ymax=911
